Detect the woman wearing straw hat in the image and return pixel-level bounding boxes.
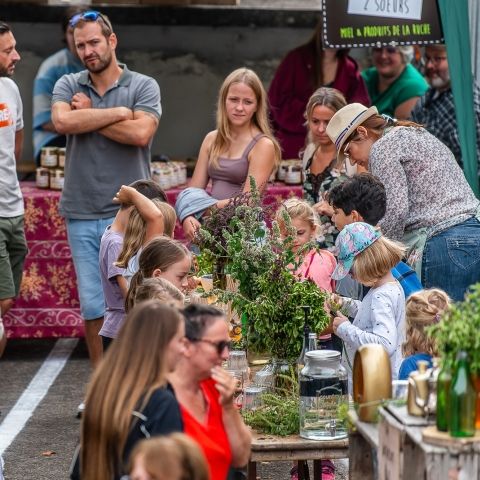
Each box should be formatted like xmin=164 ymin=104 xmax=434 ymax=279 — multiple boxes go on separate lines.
xmin=326 ymin=103 xmax=480 ymax=301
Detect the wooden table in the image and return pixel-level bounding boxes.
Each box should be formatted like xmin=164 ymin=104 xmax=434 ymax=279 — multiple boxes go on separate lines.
xmin=248 ymin=432 xmax=349 ymax=480
xmin=349 ymin=405 xmax=480 ymax=480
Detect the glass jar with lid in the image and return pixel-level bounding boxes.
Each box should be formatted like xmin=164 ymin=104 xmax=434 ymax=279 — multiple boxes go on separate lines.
xmin=299 ymin=350 xmax=348 ymax=440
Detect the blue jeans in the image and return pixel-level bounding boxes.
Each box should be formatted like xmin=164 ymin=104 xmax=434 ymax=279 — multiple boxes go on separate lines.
xmin=66 ymin=217 xmax=114 ymax=320
xmin=422 ymin=218 xmax=480 ymax=301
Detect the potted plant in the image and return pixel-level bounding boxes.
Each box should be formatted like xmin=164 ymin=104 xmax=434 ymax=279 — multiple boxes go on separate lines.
xmin=428 ymin=283 xmax=480 ymax=427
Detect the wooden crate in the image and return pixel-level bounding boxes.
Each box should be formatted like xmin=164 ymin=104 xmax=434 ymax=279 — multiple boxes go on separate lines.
xmin=349 ymin=406 xmax=480 ymax=480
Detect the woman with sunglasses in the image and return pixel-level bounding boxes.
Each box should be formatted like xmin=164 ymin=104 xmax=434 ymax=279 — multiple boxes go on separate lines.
xmin=326 ymin=103 xmax=480 ymax=302
xmin=361 ymin=45 xmax=428 ymax=119
xmin=169 ymin=304 xmax=251 ymax=480
xmin=70 ymin=301 xmax=186 ymax=480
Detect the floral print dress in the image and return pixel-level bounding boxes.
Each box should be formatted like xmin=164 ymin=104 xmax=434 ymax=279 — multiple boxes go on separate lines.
xmin=303 ymin=152 xmax=348 ymax=252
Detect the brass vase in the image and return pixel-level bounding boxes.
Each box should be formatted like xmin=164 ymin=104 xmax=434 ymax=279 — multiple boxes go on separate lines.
xmin=353 ymin=344 xmax=392 ymax=422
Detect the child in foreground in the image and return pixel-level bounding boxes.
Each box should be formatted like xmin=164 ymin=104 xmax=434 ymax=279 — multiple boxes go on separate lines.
xmin=128 ymin=433 xmax=209 ymax=480
xmin=398 ymin=288 xmax=451 ymax=380
xmin=331 ymin=222 xmax=406 ymax=389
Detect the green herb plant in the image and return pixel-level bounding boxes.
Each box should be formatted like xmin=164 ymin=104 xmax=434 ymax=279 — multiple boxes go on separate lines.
xmin=196 ymin=177 xmax=329 ymax=361
xmin=427 ymin=283 xmax=480 ymax=373
xmin=242 ymin=367 xmax=300 ymax=436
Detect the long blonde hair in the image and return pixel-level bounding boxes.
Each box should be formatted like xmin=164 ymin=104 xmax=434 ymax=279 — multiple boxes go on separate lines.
xmin=80 ymin=301 xmax=183 ymax=480
xmin=209 ymin=67 xmax=281 ymax=169
xmin=125 ymin=237 xmax=190 ymax=312
xmin=116 ymin=200 xmax=177 ymax=268
xmin=402 ymin=289 xmax=451 ymax=357
xmin=128 ymin=433 xmax=210 ymax=480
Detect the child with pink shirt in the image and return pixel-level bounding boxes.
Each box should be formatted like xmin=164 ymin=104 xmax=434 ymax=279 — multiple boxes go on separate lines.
xmin=276 ymin=198 xmax=337 ymax=292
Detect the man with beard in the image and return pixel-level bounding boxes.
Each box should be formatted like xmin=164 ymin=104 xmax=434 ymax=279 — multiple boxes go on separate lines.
xmin=411 ymin=44 xmax=480 ymax=169
xmin=52 ymin=11 xmax=161 ymax=373
xmin=0 ymin=22 xmax=27 ymax=359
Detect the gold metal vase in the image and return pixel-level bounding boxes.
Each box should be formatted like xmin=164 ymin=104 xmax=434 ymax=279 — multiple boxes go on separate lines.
xmin=353 ymin=344 xmax=392 ymax=422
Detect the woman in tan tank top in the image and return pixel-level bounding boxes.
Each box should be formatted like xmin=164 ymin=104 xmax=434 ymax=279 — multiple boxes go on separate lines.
xmin=182 ymin=68 xmax=281 ymax=242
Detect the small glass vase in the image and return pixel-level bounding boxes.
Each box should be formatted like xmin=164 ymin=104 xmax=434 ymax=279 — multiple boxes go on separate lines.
xmin=272 ymin=357 xmax=296 ymax=391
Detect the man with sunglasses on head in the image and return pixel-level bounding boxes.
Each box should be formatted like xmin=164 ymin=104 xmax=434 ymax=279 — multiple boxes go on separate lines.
xmin=52 ymin=11 xmax=161 ymax=372
xmin=0 ymin=22 xmax=28 ymax=359
xmin=411 ymin=44 xmax=480 ymax=170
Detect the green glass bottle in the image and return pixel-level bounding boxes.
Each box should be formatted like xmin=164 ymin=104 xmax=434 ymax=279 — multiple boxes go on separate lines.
xmin=436 ymin=348 xmax=453 ymax=432
xmin=449 ymin=351 xmax=476 ymax=437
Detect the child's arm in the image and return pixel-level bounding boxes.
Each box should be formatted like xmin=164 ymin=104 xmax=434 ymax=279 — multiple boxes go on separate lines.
xmin=334 ymin=293 xmax=399 ymax=356
xmin=116 ymin=275 xmax=129 ymax=299
xmin=115 ymin=185 xmax=164 ymax=243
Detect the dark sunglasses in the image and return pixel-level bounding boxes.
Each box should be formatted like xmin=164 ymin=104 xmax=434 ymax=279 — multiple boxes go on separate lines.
xmin=372 ymin=46 xmax=398 ymax=55
xmin=69 ymin=10 xmax=112 ymax=30
xmin=191 ymin=338 xmax=232 ymax=355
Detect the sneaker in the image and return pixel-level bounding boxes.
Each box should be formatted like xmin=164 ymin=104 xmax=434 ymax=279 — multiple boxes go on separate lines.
xmin=321 ymin=460 xmax=335 ymax=480
xmin=77 ymin=402 xmax=85 ymax=419
xmin=290 ymin=466 xmax=298 ymax=480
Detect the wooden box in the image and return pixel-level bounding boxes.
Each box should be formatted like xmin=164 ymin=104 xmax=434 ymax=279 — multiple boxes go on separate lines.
xmin=349 ymin=406 xmax=480 ymax=480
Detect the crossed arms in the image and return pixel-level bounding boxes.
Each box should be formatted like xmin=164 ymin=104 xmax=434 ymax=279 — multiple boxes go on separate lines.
xmin=52 ymin=92 xmax=159 ymax=147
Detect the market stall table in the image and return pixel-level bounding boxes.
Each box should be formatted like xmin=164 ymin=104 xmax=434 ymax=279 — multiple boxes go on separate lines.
xmin=349 ymin=406 xmax=480 ymax=479
xmin=3 ymin=181 xmax=302 ymax=339
xmin=248 ymin=431 xmax=349 ymax=480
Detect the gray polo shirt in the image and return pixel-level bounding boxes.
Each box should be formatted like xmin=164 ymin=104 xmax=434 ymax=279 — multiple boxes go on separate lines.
xmin=52 ymin=64 xmax=161 ymax=219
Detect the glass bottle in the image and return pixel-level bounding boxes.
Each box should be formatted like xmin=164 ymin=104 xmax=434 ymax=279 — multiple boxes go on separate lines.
xmin=297 ymin=331 xmax=317 ymax=375
xmin=299 ymin=350 xmax=348 ymax=440
xmin=449 ymin=351 xmax=476 ymax=437
xmin=436 ymin=349 xmax=453 ymax=432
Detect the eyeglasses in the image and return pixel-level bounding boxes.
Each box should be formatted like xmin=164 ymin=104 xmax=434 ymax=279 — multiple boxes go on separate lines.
xmin=343 ymin=136 xmax=361 ymax=157
xmin=69 ymin=10 xmax=112 ymax=31
xmin=191 ymin=338 xmax=232 ymax=355
xmin=424 ymin=55 xmax=447 ymax=66
xmin=372 ymin=46 xmax=398 ymax=55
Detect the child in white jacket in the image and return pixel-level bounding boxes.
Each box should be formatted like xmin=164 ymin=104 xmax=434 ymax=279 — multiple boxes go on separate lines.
xmin=331 ymin=222 xmax=406 ymax=392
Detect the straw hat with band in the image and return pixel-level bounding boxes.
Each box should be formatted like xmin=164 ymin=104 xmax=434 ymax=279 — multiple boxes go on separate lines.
xmin=326 ymin=103 xmax=379 ymax=165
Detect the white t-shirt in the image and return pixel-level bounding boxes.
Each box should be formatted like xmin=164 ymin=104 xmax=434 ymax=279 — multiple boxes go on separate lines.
xmin=0 ymin=77 xmax=24 ymax=217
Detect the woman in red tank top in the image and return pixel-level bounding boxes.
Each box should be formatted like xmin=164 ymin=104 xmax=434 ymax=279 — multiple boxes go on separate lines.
xmin=169 ymin=304 xmax=251 ymax=480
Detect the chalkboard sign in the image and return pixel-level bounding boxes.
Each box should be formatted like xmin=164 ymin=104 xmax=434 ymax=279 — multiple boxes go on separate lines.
xmin=322 ymin=0 xmax=444 ymax=48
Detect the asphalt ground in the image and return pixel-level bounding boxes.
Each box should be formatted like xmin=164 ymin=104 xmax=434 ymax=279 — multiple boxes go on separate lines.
xmin=0 ymin=339 xmax=90 ymax=480
xmin=0 ymin=339 xmax=348 ymax=480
